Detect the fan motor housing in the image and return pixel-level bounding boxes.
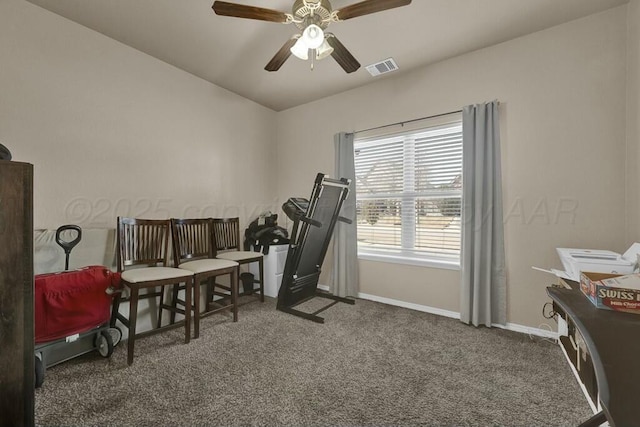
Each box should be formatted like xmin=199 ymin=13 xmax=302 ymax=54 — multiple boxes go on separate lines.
xmin=292 ymin=0 xmax=333 ymax=29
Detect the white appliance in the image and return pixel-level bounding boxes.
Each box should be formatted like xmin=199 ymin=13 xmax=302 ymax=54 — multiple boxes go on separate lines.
xmin=249 ymin=244 xmax=289 ymax=298
xmin=556 ymin=244 xmax=640 ymax=281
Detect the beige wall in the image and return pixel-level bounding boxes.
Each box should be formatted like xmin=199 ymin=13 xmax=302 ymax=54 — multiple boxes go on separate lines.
xmin=627 ymin=0 xmax=640 ymax=244
xmin=277 ymin=7 xmax=628 ymax=328
xmin=1 ymin=0 xmax=633 ymax=330
xmin=0 ymin=0 xmax=278 ymax=230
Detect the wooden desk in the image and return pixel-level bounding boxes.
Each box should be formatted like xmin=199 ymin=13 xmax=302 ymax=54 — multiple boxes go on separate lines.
xmin=547 ymin=286 xmax=640 ymax=427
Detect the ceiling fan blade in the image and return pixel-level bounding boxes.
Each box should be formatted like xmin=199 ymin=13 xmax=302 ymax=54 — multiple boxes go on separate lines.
xmin=265 ymin=38 xmax=298 ymax=72
xmin=336 ymin=0 xmax=412 ymax=21
xmin=212 ymin=1 xmax=289 ymax=23
xmin=326 ymin=35 xmax=361 ymax=74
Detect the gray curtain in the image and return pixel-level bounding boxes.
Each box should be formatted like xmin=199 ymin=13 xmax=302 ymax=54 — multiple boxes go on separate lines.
xmin=460 ymin=101 xmax=506 ymax=327
xmin=332 ymin=132 xmax=359 ymax=298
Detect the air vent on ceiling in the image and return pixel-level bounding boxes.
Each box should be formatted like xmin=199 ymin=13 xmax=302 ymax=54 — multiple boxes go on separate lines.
xmin=365 ymin=58 xmax=399 ymax=76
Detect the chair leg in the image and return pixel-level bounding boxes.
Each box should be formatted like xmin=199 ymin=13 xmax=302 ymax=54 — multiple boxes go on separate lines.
xmin=193 ymin=277 xmax=201 ymax=339
xmin=110 ymin=289 xmax=121 ymax=327
xmin=205 ymin=278 xmax=213 ymax=314
xmin=170 ymin=283 xmax=180 ymax=324
xmin=157 ymin=285 xmax=165 ymax=329
xmin=127 ymin=287 xmax=139 ymax=366
xmin=258 ymin=258 xmax=265 ymax=303
xmin=231 ymin=269 xmax=238 ymax=322
xmin=184 ymin=278 xmax=191 ymax=344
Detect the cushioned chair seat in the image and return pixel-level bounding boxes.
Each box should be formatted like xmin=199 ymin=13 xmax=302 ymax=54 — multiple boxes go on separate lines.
xmin=112 ymin=217 xmax=193 ymax=366
xmin=121 ymin=266 xmax=193 ymax=283
xmin=217 ymin=251 xmax=262 ymax=262
xmin=171 ymin=218 xmax=240 ymax=338
xmin=179 ymin=258 xmax=238 ymax=274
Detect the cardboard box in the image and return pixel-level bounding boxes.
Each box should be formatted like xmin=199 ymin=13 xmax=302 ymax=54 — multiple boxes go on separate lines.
xmin=580 ymin=272 xmax=640 ymax=314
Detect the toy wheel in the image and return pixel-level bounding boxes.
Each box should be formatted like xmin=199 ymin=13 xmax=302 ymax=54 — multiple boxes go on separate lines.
xmin=95 ymin=330 xmax=114 ymax=358
xmin=35 ymin=356 xmax=44 ymax=388
xmin=107 ymin=327 xmax=122 ymax=347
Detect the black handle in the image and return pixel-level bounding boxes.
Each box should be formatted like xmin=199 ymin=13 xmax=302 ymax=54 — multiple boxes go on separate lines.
xmin=55 ymin=224 xmax=82 ymax=270
xmin=337 ymin=216 xmax=353 ymax=225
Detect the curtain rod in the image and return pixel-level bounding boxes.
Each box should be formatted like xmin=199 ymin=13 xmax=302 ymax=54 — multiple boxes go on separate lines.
xmin=353 ymin=109 xmax=463 ymax=135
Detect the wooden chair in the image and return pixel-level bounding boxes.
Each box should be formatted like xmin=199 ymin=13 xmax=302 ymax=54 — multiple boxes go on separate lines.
xmin=110 ymin=217 xmax=194 ymax=366
xmin=212 ymin=217 xmax=264 ymax=302
xmin=170 ymin=218 xmax=239 ymax=338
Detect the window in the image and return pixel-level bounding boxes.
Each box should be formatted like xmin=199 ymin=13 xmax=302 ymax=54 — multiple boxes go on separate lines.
xmin=354 ymin=115 xmax=462 ymax=268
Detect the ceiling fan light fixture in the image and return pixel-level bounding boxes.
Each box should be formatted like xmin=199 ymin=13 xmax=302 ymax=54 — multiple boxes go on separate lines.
xmin=300 ymin=24 xmax=324 ymax=49
xmin=315 ymin=39 xmax=334 ymax=60
xmin=290 ymin=37 xmax=309 ymax=60
xmin=213 ymin=0 xmax=413 ymax=73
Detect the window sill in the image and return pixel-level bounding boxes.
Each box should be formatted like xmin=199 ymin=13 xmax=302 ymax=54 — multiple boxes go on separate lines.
xmin=357 ymin=252 xmax=461 ymax=270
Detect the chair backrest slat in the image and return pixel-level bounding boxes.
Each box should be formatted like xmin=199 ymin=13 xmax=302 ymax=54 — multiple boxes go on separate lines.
xmin=212 ymin=217 xmax=241 ymax=252
xmin=171 ymin=218 xmax=215 ymax=265
xmin=117 ymin=217 xmax=170 ymax=271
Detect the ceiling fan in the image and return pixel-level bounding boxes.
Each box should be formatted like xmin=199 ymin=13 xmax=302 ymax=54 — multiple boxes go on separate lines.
xmin=212 ymin=0 xmax=412 ymax=73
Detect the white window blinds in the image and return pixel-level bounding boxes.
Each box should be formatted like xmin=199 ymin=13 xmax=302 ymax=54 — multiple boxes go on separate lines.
xmin=355 ymin=119 xmax=462 ymax=265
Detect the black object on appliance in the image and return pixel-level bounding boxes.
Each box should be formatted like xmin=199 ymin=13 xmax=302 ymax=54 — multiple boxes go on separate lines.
xmin=0 ymin=144 xmax=11 ymax=161
xmin=244 ymin=213 xmax=289 ymax=255
xmin=277 ymin=173 xmax=355 ymax=323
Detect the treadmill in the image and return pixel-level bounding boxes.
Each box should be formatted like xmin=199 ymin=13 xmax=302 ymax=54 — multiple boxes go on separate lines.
xmin=277 ymin=173 xmax=356 ymax=323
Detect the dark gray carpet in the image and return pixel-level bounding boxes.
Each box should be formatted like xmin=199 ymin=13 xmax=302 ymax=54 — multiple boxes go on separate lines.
xmin=35 ymin=298 xmax=592 ymax=426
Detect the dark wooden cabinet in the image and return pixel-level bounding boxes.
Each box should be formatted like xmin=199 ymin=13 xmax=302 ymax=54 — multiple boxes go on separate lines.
xmin=548 ymin=285 xmax=640 ymax=427
xmin=0 ymin=160 xmax=34 ymax=427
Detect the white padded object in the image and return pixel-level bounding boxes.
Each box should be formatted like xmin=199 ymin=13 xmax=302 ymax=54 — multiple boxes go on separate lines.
xmin=217 ymin=251 xmax=263 ymax=262
xmin=121 ymin=267 xmax=193 ymax=283
xmin=178 ymin=258 xmax=238 ymax=274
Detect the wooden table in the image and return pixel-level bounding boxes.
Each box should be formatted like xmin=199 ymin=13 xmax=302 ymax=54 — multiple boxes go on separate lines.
xmin=547 ymin=286 xmax=640 ymax=427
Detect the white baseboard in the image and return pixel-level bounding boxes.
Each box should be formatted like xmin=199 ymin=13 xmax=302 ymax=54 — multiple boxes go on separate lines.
xmin=491 ymin=322 xmax=558 ymax=340
xmin=354 ymin=291 xmax=558 ymax=340
xmin=358 ymin=292 xmax=460 ymax=319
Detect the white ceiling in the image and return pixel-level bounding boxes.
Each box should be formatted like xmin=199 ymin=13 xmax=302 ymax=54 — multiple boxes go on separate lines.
xmin=26 ymin=0 xmax=628 ymax=111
